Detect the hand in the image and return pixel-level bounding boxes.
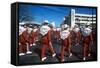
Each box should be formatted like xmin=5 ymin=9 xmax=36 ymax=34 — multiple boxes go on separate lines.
xmin=19 ymin=43 xmax=21 ymax=45
xmin=26 ymin=42 xmax=28 ymax=45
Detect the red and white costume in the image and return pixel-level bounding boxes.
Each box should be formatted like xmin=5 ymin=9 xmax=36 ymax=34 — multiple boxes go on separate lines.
xmin=40 ymin=25 xmax=56 ymax=61
xmin=30 ymin=28 xmax=39 ymax=46
xmin=82 ymin=27 xmax=92 ymax=60
xmin=53 ymin=28 xmax=60 ymax=41
xmin=19 ymin=26 xmax=32 ymax=56
xmin=60 ymin=24 xmax=72 ymax=62
xmin=33 ymin=28 xmax=39 ymax=42
xmin=26 ymin=27 xmax=33 ymax=53
xmin=19 ymin=26 xmax=26 ymax=56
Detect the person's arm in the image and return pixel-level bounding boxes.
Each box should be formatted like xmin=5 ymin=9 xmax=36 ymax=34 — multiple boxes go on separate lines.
xmin=48 ymin=30 xmax=54 ymax=48
xmin=30 ymin=32 xmax=33 ymax=39
xmin=19 ymin=43 xmax=21 ymax=46
xmin=48 ymin=30 xmax=51 ymax=42
xmin=78 ymin=31 xmax=81 ymax=40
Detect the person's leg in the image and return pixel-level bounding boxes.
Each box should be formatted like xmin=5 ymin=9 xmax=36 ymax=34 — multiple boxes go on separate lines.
xmin=32 ymin=34 xmax=36 ymax=46
xmin=26 ymin=42 xmax=32 ymax=54
xmin=83 ymin=42 xmax=87 ymax=60
xmin=26 ymin=43 xmax=30 ymax=51
xmin=19 ymin=43 xmax=25 ymax=56
xmin=75 ymin=33 xmax=79 ymax=46
xmin=29 ymin=38 xmax=33 ymax=46
xmin=19 ymin=43 xmax=22 ymax=53
xmin=48 ymin=42 xmax=56 ymax=57
xmin=66 ymin=37 xmax=72 ymax=57
xmin=41 ymin=44 xmax=46 ymax=61
xmin=87 ymin=42 xmax=91 ymax=57
xmin=35 ymin=31 xmax=39 ymax=41
xmin=61 ymin=45 xmax=65 ymax=62
xmin=36 ymin=35 xmax=38 ymax=41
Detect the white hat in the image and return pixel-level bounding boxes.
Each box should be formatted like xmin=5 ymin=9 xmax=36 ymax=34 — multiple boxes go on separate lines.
xmin=64 ymin=24 xmax=69 ymax=28
xmin=51 ymin=21 xmax=55 ymax=27
xmin=44 ymin=20 xmax=49 ymax=23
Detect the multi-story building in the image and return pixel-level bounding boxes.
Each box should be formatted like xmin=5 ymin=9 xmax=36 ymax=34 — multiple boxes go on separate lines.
xmin=63 ymin=9 xmax=96 ymax=27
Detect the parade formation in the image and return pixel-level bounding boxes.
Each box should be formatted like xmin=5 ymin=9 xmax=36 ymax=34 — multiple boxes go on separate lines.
xmin=19 ymin=19 xmax=96 ymax=62
xmin=11 ymin=2 xmax=97 ymax=66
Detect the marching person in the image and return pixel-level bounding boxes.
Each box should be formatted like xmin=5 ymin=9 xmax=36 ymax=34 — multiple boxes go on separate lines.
xmin=19 ymin=24 xmax=32 ymax=56
xmin=51 ymin=21 xmax=60 ymax=42
xmin=34 ymin=26 xmax=39 ymax=42
xmin=30 ymin=26 xmax=39 ymax=46
xmin=26 ymin=25 xmax=33 ymax=54
xmin=81 ymin=24 xmax=93 ymax=60
xmin=60 ymin=24 xmax=72 ymax=62
xmin=72 ymin=24 xmax=80 ymax=46
xmin=53 ymin=28 xmax=60 ymax=42
xmin=40 ymin=20 xmax=56 ymax=62
xmin=19 ymin=25 xmax=26 ymax=56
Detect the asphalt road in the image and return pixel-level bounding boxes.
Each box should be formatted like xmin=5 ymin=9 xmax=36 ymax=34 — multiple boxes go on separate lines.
xmin=19 ymin=37 xmax=97 ymax=65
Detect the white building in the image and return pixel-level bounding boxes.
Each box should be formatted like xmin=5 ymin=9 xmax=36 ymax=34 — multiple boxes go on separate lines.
xmin=64 ymin=9 xmax=96 ymax=27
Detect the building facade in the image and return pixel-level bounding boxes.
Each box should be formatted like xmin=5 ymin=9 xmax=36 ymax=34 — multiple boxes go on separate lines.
xmin=64 ymin=9 xmax=96 ymax=27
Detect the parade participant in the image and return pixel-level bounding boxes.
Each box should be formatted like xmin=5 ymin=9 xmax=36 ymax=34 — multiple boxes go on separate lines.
xmin=56 ymin=28 xmax=61 ymax=40
xmin=60 ymin=24 xmax=72 ymax=62
xmin=40 ymin=20 xmax=56 ymax=61
xmin=81 ymin=24 xmax=93 ymax=60
xmin=72 ymin=24 xmax=80 ymax=46
xmin=19 ymin=25 xmax=26 ymax=56
xmin=33 ymin=26 xmax=39 ymax=42
xmin=30 ymin=26 xmax=39 ymax=46
xmin=19 ymin=24 xmax=32 ymax=56
xmin=26 ymin=25 xmax=33 ymax=54
xmin=53 ymin=28 xmax=60 ymax=42
xmin=51 ymin=21 xmax=60 ymax=41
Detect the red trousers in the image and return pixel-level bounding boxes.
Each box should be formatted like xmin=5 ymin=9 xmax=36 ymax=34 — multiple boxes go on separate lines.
xmin=61 ymin=36 xmax=71 ymax=60
xmin=19 ymin=40 xmax=31 ymax=53
xmin=74 ymin=32 xmax=79 ymax=44
xmin=19 ymin=31 xmax=31 ymax=53
xmin=19 ymin=34 xmax=26 ymax=53
xmin=41 ymin=41 xmax=55 ymax=58
xmin=33 ymin=34 xmax=38 ymax=43
xmin=83 ymin=36 xmax=91 ymax=58
xmin=30 ymin=31 xmax=38 ymax=44
xmin=19 ymin=43 xmax=26 ymax=53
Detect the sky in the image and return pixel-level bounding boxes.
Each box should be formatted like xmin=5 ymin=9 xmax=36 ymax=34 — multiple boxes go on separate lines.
xmin=19 ymin=4 xmax=96 ymax=27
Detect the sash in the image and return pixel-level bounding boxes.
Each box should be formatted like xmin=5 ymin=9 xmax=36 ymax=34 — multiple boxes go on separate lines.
xmin=73 ymin=28 xmax=80 ymax=33
xmin=60 ymin=30 xmax=70 ymax=40
xmin=82 ymin=28 xmax=91 ymax=37
xmin=40 ymin=25 xmax=50 ymax=36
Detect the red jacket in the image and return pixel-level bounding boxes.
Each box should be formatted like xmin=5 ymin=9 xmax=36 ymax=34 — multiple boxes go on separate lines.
xmin=19 ymin=31 xmax=30 ymax=44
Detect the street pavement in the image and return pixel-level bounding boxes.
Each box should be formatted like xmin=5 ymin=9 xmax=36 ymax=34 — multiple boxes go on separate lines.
xmin=19 ymin=38 xmax=97 ymax=65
